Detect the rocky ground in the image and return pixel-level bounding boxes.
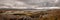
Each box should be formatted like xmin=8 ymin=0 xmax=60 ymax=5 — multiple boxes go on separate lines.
xmin=0 ymin=9 xmax=60 ymax=20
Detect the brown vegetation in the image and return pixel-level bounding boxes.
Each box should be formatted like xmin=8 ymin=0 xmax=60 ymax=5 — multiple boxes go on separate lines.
xmin=0 ymin=9 xmax=60 ymax=20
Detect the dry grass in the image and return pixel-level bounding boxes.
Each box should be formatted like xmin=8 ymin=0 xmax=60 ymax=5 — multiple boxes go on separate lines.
xmin=0 ymin=9 xmax=60 ymax=20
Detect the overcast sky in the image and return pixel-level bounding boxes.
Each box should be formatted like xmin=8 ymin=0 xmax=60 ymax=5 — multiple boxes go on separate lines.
xmin=0 ymin=0 xmax=60 ymax=9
